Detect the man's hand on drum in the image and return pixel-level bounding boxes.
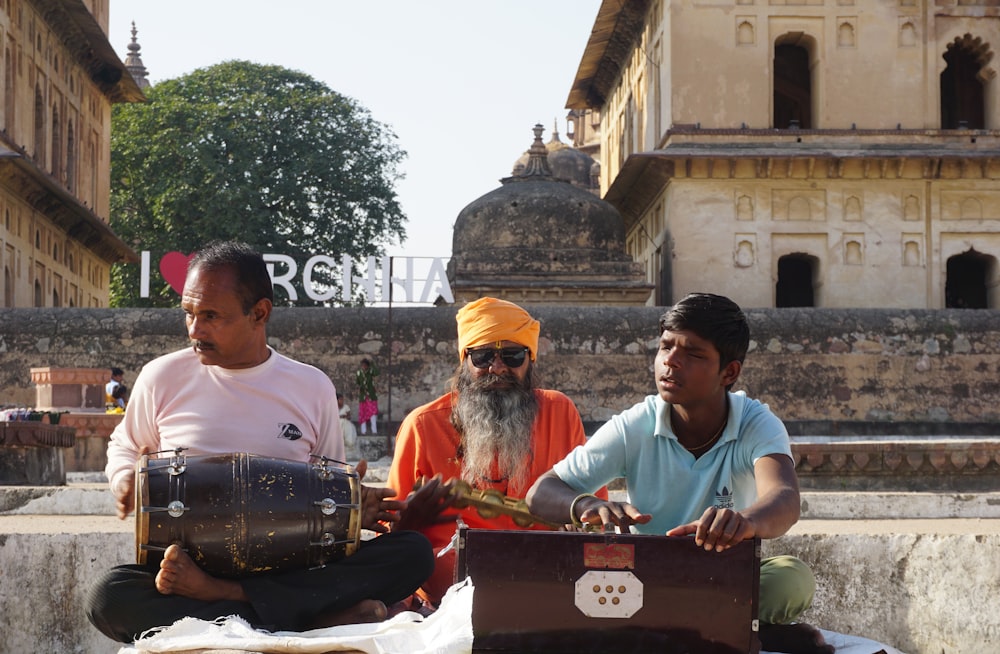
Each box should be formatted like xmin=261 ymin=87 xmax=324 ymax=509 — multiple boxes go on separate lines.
xmin=666 ymin=506 xmax=756 ymax=552
xmin=113 ymin=447 xmax=150 ymax=520
xmin=113 ymin=471 xmax=135 ymax=520
xmin=393 ymin=474 xmax=458 ymax=532
xmin=355 ymin=458 xmax=405 ymax=533
xmin=574 ymin=496 xmax=652 ymax=533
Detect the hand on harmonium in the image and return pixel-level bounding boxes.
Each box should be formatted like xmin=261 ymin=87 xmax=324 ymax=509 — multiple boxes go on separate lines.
xmin=355 ymin=458 xmax=407 ymax=534
xmin=393 ymin=474 xmax=460 ymax=532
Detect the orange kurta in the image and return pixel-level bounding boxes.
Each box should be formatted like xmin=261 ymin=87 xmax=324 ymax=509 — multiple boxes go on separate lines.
xmin=388 ymin=388 xmax=605 ymax=603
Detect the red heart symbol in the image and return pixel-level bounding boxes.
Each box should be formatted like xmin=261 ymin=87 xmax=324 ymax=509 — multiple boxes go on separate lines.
xmin=159 ymin=252 xmax=195 ymax=295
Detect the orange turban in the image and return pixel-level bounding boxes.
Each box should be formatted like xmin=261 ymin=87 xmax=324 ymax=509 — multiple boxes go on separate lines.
xmin=456 ymin=297 xmax=540 ymax=361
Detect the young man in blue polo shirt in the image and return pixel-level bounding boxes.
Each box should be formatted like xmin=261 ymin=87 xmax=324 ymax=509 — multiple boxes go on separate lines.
xmin=526 ymin=293 xmax=833 ymax=654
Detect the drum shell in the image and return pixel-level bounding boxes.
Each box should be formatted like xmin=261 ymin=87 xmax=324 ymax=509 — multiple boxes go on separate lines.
xmin=135 ymin=452 xmax=360 ymax=578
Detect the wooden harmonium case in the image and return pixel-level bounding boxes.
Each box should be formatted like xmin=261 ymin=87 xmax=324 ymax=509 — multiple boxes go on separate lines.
xmin=456 ymin=527 xmax=761 ymax=654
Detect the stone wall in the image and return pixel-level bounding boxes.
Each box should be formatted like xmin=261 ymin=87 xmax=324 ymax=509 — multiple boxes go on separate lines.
xmin=1 ymin=306 xmax=999 ymax=430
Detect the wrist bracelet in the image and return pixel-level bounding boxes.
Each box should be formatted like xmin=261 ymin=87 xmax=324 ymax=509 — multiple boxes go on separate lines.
xmin=569 ymin=493 xmax=597 ymax=527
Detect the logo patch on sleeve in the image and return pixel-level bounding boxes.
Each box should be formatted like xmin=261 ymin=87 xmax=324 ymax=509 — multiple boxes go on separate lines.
xmin=277 ymin=423 xmax=304 ymax=441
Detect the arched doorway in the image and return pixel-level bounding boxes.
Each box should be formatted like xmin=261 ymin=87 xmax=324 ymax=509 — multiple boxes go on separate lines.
xmin=941 ymin=34 xmax=993 ymax=129
xmin=945 ymin=249 xmax=996 ymax=308
xmin=774 ymin=38 xmax=813 ymax=129
xmin=776 ymin=253 xmax=818 ymax=307
xmin=3 ymin=265 xmax=11 ymax=307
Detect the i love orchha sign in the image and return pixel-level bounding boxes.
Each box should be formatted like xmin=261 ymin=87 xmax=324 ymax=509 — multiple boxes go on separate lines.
xmin=141 ymin=251 xmax=454 ymax=304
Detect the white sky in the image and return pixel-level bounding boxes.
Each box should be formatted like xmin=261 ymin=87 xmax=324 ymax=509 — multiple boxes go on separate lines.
xmin=108 ymin=1 xmax=603 ymax=262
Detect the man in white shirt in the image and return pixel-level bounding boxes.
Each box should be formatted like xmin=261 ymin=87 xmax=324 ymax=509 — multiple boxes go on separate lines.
xmin=85 ymin=241 xmax=432 ymax=643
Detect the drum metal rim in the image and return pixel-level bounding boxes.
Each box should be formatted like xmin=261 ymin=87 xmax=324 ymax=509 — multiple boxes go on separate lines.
xmin=346 ymin=472 xmax=362 ymax=557
xmin=135 ymin=454 xmax=150 ymax=565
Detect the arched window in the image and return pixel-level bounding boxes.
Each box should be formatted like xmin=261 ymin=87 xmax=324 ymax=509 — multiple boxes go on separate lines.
xmin=776 ymin=253 xmax=818 ymax=307
xmin=774 ymin=40 xmax=813 ymax=129
xmin=4 ymin=47 xmax=14 ymax=128
xmin=52 ymin=288 xmax=59 ymax=307
xmin=34 ymin=279 xmax=42 ymax=307
xmin=946 ymin=248 xmax=996 ymax=308
xmin=51 ymin=105 xmax=62 ymax=181
xmin=941 ymin=35 xmax=993 ymax=129
xmin=66 ymin=120 xmax=76 ymax=192
xmin=3 ymin=265 xmax=12 ymax=307
xmin=34 ymin=85 xmax=45 ymax=165
xmin=658 ymin=241 xmax=673 ymax=306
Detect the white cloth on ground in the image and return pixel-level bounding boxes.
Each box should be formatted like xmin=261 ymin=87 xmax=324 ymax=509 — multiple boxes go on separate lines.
xmin=117 ymin=577 xmax=905 ymax=654
xmin=117 ymin=578 xmax=473 ymax=654
xmin=763 ymin=629 xmax=908 ymax=654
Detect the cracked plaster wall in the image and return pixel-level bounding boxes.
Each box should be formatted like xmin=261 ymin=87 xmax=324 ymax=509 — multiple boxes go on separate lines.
xmin=1 ymin=307 xmax=998 ymax=427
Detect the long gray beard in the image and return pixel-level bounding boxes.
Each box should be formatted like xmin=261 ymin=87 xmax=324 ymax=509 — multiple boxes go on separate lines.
xmin=452 ymin=367 xmax=538 ymax=492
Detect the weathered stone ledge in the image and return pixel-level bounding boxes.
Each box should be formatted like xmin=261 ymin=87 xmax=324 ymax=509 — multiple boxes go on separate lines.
xmin=792 ymin=438 xmax=1000 ymax=491
xmin=0 ymin=422 xmax=76 ymax=448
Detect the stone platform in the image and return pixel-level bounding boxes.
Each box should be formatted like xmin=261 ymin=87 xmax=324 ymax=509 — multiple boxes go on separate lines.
xmin=2 ymin=472 xmax=999 ymax=654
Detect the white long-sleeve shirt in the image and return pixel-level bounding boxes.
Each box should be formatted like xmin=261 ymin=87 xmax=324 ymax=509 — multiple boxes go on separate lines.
xmin=105 ymin=346 xmax=344 ymax=495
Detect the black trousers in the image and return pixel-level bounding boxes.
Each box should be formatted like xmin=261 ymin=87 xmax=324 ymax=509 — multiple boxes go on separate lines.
xmin=85 ymin=531 xmax=434 ymax=643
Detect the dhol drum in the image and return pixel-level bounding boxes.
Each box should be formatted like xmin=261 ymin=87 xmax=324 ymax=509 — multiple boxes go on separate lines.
xmin=135 ymin=450 xmax=360 ymax=578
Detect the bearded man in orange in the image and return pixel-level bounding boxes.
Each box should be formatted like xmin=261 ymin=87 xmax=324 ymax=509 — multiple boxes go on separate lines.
xmin=388 ymin=297 xmax=605 ymax=607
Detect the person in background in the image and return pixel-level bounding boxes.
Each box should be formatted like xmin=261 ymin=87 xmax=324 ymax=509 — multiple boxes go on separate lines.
xmin=389 ymin=296 xmax=605 ymax=607
xmin=338 ymin=391 xmax=360 ymax=460
xmin=356 ymin=358 xmax=379 ymax=435
xmin=106 ymin=367 xmax=128 ymax=409
xmin=526 ymin=293 xmax=833 ymax=654
xmin=85 ymin=240 xmax=432 ymax=643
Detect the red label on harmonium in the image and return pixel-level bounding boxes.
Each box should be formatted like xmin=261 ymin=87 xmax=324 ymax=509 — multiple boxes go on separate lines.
xmin=582 ymin=543 xmax=635 ymax=569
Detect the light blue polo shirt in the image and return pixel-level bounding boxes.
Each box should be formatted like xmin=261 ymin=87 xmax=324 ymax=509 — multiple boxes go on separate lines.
xmin=553 ymin=391 xmax=793 ymax=535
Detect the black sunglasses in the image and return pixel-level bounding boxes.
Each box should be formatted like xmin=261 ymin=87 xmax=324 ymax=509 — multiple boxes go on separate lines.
xmin=465 ymin=346 xmax=529 ymax=369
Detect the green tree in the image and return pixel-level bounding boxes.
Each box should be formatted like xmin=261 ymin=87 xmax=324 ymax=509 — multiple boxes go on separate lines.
xmin=110 ymin=60 xmax=407 ymax=307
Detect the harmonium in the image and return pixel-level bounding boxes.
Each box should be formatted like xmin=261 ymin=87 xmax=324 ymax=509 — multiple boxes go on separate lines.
xmin=455 ymin=527 xmax=761 ymax=654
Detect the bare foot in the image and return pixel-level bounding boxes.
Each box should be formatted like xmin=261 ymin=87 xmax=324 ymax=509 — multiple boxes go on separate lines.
xmin=306 ymin=599 xmax=388 ymax=629
xmin=759 ymin=622 xmax=836 ymax=654
xmin=155 ymin=544 xmax=247 ymax=602
xmin=386 ymin=594 xmax=436 ymax=619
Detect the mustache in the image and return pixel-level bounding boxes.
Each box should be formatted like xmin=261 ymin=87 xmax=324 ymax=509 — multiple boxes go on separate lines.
xmin=193 ymin=340 xmax=215 ymax=350
xmin=468 ymin=372 xmax=519 ymax=388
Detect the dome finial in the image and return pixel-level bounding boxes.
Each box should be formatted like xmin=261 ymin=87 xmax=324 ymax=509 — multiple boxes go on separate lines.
xmin=517 ymin=124 xmax=553 ymax=178
xmin=546 ymin=118 xmax=564 ymax=151
xmin=123 ymin=22 xmax=151 ymax=90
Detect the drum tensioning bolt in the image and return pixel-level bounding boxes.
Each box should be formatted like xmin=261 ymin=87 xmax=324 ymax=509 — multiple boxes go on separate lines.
xmin=315 ymin=497 xmax=341 ymax=515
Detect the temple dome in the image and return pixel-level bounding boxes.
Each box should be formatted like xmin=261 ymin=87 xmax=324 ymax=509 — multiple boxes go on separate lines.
xmin=448 ymin=124 xmax=651 ymax=306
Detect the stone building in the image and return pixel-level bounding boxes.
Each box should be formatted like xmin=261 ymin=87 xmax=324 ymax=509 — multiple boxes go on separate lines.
xmin=569 ymin=0 xmax=1000 ymax=309
xmin=448 ymin=124 xmax=652 ymax=305
xmin=0 ymin=0 xmax=141 ymax=309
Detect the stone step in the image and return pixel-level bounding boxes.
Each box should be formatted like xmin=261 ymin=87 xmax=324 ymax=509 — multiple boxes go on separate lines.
xmin=0 ymin=512 xmax=997 ymax=654
xmin=4 ymin=469 xmax=999 ymax=653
